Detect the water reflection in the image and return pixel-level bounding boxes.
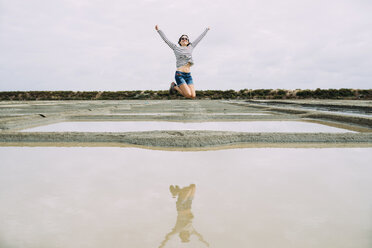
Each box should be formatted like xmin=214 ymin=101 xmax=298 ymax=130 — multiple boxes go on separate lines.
xmin=1 ymin=148 xmax=371 ymax=247
xmin=21 ymin=120 xmax=355 ymax=133
xmin=159 ymin=184 xmax=209 ymax=247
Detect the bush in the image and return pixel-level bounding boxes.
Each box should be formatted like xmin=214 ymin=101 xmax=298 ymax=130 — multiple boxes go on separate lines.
xmin=0 ymin=89 xmax=371 ymax=100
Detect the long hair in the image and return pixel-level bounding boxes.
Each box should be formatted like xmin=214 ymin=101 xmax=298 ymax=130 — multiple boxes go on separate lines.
xmin=178 ymin=34 xmax=190 ymax=46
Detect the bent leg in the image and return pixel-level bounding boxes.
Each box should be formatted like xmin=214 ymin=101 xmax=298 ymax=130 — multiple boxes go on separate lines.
xmin=188 ymin=84 xmax=196 ymax=99
xmin=174 ymin=84 xmax=184 ymax=95
xmin=175 ymin=84 xmax=193 ymax=98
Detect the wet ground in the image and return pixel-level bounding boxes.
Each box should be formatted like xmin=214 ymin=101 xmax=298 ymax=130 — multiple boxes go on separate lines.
xmin=0 ymin=100 xmax=371 ymax=247
xmin=0 ymin=100 xmax=371 ymax=148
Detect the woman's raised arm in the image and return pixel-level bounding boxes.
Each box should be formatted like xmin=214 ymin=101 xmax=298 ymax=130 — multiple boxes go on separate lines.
xmin=191 ymin=27 xmax=210 ymax=48
xmin=155 ymin=25 xmax=177 ymax=50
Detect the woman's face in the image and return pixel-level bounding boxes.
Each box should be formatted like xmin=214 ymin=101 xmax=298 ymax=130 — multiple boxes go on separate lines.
xmin=180 ymin=36 xmax=189 ymax=46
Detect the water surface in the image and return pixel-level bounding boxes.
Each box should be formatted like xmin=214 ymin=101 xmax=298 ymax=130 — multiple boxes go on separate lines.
xmin=0 ymin=147 xmax=371 ymax=248
xmin=22 ymin=121 xmax=354 ymax=133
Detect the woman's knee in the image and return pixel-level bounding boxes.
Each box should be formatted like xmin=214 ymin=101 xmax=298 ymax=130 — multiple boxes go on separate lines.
xmin=184 ymin=89 xmax=195 ymax=99
xmin=179 ymin=85 xmax=190 ymax=96
xmin=184 ymin=92 xmax=193 ymax=98
xmin=187 ymin=84 xmax=196 ymax=99
xmin=186 ymin=94 xmax=195 ymax=99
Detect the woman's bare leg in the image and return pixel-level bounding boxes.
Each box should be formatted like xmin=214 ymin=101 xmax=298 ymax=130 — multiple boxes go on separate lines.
xmin=173 ymin=84 xmax=184 ymax=95
xmin=174 ymin=84 xmax=194 ymax=99
xmin=188 ymin=84 xmax=196 ymax=98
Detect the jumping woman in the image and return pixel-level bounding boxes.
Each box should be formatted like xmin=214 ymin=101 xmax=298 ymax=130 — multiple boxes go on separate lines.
xmin=155 ymin=25 xmax=210 ymax=99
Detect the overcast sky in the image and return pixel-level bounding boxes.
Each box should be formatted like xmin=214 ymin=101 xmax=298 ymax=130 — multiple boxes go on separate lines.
xmin=0 ymin=0 xmax=371 ymax=91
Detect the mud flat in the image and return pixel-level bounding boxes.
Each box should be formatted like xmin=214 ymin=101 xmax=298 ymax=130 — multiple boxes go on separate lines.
xmin=0 ymin=100 xmax=371 ymax=149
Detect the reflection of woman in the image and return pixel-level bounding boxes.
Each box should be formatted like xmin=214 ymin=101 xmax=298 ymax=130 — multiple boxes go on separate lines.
xmin=159 ymin=184 xmax=209 ymax=247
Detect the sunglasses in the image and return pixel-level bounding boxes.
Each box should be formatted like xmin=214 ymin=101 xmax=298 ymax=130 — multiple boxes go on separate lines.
xmin=181 ymin=37 xmax=189 ymax=40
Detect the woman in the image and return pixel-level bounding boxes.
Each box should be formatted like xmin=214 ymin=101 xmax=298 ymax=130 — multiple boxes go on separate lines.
xmin=155 ymin=25 xmax=210 ymax=99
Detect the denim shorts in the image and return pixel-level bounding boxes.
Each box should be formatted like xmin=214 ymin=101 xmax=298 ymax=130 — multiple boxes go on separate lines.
xmin=175 ymin=71 xmax=194 ymax=86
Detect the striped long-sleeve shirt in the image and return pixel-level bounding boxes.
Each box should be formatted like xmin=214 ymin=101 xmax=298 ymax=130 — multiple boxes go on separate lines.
xmin=157 ymin=28 xmax=209 ymax=68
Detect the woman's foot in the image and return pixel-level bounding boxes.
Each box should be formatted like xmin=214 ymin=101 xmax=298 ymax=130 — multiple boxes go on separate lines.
xmin=169 ymin=82 xmax=176 ymax=95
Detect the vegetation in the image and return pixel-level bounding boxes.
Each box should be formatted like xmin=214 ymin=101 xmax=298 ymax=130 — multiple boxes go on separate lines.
xmin=0 ymin=88 xmax=371 ymax=101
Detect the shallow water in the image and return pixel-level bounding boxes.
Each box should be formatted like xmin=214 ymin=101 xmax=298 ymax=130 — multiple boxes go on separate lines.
xmin=0 ymin=147 xmax=371 ymax=248
xmin=22 ymin=121 xmax=355 ymax=133
xmin=107 ymin=113 xmax=178 ymax=115
xmin=107 ymin=113 xmax=271 ymax=116
xmin=305 ymin=109 xmax=372 ymax=117
xmin=205 ymin=113 xmax=271 ymax=116
xmin=252 ymin=102 xmax=372 ymax=117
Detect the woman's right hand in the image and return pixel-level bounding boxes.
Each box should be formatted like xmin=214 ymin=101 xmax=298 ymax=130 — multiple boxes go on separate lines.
xmin=155 ymin=25 xmax=159 ymax=31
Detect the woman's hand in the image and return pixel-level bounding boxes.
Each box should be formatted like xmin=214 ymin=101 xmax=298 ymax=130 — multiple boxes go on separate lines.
xmin=207 ymin=27 xmax=210 ymax=30
xmin=155 ymin=25 xmax=159 ymax=31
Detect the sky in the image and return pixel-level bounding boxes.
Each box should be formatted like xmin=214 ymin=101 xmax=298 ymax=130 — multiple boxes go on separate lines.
xmin=0 ymin=0 xmax=371 ymax=91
